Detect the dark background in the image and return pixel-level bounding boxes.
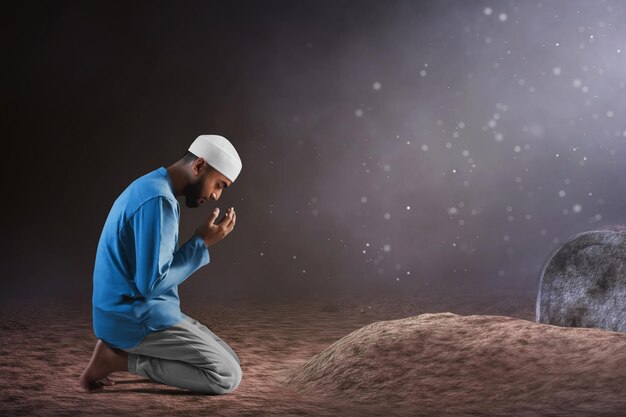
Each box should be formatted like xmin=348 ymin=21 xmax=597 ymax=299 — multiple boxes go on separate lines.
xmin=3 ymin=0 xmax=626 ymax=304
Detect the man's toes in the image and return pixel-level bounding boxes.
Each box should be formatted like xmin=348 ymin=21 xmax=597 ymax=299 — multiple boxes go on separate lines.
xmin=89 ymin=379 xmax=108 ymax=392
xmin=98 ymin=377 xmax=115 ymax=386
xmin=80 ymin=379 xmax=99 ymax=393
xmin=79 ymin=374 xmax=112 ymax=393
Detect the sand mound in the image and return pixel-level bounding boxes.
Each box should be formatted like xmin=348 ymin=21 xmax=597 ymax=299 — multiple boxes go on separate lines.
xmin=285 ymin=313 xmax=626 ymax=416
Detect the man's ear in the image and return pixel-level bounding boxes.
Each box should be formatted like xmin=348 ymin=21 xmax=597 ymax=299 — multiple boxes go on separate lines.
xmin=192 ymin=158 xmax=206 ymax=177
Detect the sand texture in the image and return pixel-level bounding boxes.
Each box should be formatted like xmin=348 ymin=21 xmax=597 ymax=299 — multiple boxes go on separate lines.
xmin=287 ymin=312 xmax=626 ymax=416
xmin=1 ymin=289 xmax=624 ymax=416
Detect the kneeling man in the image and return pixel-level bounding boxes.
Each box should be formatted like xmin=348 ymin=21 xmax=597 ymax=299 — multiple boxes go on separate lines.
xmin=79 ymin=134 xmax=243 ymax=394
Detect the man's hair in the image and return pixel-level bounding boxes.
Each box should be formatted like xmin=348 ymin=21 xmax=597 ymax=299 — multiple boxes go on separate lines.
xmin=181 ymin=150 xmax=198 ymax=163
xmin=181 ymin=150 xmax=216 ymax=173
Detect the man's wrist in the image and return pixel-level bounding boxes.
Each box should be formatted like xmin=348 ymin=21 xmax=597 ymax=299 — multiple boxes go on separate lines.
xmin=193 ymin=233 xmax=209 ymax=249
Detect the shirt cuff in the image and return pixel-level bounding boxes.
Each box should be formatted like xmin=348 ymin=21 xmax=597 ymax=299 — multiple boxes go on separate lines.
xmin=190 ymin=234 xmax=210 ymax=265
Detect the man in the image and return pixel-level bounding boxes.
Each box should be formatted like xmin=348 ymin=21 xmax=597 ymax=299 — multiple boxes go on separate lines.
xmin=79 ymin=134 xmax=243 ymax=395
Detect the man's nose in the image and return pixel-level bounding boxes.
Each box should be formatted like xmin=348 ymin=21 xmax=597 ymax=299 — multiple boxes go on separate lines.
xmin=212 ymin=190 xmax=222 ymax=201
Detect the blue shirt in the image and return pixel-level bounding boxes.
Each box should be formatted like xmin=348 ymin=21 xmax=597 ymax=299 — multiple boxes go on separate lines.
xmin=92 ymin=167 xmax=210 ymax=349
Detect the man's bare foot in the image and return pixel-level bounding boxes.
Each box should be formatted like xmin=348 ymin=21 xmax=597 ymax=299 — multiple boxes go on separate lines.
xmin=98 ymin=376 xmax=116 ymax=386
xmin=79 ymin=340 xmax=129 ymax=393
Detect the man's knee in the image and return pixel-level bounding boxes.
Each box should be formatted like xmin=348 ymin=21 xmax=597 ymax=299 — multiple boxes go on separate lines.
xmin=197 ymin=360 xmax=242 ymax=395
xmin=220 ymin=361 xmax=242 ymax=394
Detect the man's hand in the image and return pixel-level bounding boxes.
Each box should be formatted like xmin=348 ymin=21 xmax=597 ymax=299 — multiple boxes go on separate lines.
xmin=195 ymin=207 xmax=237 ymax=247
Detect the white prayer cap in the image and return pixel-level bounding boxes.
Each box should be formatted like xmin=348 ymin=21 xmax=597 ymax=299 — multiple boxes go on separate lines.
xmin=188 ymin=134 xmax=242 ymax=182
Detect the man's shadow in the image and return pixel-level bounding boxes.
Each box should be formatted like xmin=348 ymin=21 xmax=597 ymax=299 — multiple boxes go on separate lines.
xmin=100 ymin=378 xmax=212 ymax=396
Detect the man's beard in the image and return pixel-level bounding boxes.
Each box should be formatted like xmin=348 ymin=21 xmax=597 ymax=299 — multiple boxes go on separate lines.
xmin=183 ymin=177 xmax=205 ymax=208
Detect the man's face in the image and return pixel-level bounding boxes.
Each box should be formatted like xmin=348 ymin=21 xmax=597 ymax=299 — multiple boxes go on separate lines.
xmin=184 ymin=161 xmax=232 ymax=208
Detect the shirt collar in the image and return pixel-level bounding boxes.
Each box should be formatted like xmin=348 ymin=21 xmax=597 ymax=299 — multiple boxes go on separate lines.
xmin=158 ymin=167 xmax=176 ymax=197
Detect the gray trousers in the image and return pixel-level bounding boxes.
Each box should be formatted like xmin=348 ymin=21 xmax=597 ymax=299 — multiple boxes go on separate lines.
xmin=123 ymin=314 xmax=242 ymax=394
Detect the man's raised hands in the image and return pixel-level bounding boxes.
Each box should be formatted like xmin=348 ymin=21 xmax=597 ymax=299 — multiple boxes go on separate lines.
xmin=195 ymin=207 xmax=237 ymax=247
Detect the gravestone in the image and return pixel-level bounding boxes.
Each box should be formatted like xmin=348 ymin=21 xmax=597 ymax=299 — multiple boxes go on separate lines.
xmin=536 ymin=225 xmax=626 ymax=332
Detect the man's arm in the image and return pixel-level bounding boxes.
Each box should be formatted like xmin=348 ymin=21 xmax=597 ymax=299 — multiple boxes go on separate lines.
xmin=126 ymin=196 xmax=210 ymax=300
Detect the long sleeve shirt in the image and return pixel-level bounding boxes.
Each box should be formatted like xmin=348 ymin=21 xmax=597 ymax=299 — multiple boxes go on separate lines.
xmin=92 ymin=167 xmax=210 ymax=349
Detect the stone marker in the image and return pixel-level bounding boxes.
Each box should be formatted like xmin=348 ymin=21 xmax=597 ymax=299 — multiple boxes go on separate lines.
xmin=536 ymin=225 xmax=626 ymax=332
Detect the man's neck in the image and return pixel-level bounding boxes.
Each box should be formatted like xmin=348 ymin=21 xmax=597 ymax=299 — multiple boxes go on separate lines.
xmin=166 ymin=163 xmax=188 ymax=197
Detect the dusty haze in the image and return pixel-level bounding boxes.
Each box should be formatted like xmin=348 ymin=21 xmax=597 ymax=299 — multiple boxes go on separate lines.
xmin=3 ymin=0 xmax=626 ymax=304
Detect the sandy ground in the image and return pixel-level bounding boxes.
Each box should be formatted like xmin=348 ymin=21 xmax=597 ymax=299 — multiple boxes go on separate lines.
xmin=1 ymin=288 xmax=624 ymax=416
xmin=287 ymin=313 xmax=626 ymax=416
